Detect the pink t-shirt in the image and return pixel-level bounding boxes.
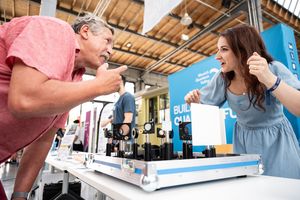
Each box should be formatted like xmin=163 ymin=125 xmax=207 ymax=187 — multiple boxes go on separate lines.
xmin=0 ymin=16 xmax=84 ymax=163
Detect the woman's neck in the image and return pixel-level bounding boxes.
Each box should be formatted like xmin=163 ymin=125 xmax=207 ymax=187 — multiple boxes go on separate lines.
xmin=233 ymin=69 xmax=244 ymax=82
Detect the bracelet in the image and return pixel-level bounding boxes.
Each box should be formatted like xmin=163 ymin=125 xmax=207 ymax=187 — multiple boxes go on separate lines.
xmin=267 ymin=77 xmax=281 ymax=93
xmin=11 ymin=192 xmax=29 ymax=200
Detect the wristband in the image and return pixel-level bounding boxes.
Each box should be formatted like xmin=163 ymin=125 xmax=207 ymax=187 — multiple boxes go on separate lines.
xmin=267 ymin=77 xmax=281 ymax=93
xmin=11 ymin=192 xmax=29 ymax=200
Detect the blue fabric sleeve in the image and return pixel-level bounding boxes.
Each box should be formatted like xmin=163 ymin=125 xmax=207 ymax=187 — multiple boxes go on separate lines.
xmin=270 ymin=61 xmax=300 ymax=90
xmin=122 ymin=93 xmax=135 ymax=113
xmin=200 ymin=70 xmax=227 ymax=107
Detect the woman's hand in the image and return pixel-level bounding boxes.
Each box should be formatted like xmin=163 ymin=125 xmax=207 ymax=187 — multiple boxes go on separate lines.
xmin=247 ymin=52 xmax=277 ymax=89
xmin=184 ymin=89 xmax=201 ymax=105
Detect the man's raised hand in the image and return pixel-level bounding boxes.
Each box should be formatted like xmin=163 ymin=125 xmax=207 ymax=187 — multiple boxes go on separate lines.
xmin=95 ymin=63 xmax=128 ymax=95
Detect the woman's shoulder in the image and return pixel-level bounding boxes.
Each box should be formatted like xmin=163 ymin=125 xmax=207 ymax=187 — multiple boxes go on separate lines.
xmin=210 ymin=69 xmax=225 ymax=84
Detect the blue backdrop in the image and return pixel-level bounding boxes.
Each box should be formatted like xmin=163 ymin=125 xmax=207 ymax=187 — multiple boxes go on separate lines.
xmin=168 ymin=23 xmax=300 ymax=152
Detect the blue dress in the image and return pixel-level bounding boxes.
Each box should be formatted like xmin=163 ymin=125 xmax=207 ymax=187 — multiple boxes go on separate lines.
xmin=200 ymin=61 xmax=300 ymax=179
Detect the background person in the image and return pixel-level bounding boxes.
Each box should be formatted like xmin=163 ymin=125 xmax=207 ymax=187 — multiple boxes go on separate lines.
xmin=110 ymin=75 xmax=136 ymax=154
xmin=112 ymin=75 xmax=136 ymax=132
xmin=54 ymin=128 xmax=65 ymax=149
xmin=72 ymin=120 xmax=84 ymax=151
xmin=101 ymin=115 xmax=119 ymax=152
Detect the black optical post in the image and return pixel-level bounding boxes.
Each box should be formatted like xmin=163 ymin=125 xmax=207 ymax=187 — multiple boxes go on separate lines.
xmin=112 ymin=123 xmax=131 ymax=158
xmin=143 ymin=121 xmax=155 ymax=161
xmin=179 ymin=121 xmax=193 ymax=159
xmin=103 ymin=128 xmax=113 ymax=156
xmin=132 ymin=128 xmax=139 ymax=159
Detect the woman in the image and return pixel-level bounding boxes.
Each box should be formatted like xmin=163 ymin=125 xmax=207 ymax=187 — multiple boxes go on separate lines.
xmin=185 ymin=24 xmax=300 ymax=179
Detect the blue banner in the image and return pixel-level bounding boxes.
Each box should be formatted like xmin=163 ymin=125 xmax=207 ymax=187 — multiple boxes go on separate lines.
xmin=168 ymin=56 xmax=236 ymax=152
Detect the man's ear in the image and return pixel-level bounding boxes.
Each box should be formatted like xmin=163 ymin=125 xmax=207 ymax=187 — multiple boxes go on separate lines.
xmin=79 ymin=24 xmax=89 ymax=40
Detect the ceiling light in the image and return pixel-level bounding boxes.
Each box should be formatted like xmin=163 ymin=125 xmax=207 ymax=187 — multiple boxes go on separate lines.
xmin=181 ymin=34 xmax=189 ymax=41
xmin=126 ymin=42 xmax=132 ymax=48
xmin=180 ymin=13 xmax=192 ymax=26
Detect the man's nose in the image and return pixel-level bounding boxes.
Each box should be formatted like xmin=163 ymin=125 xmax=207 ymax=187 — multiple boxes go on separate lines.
xmin=107 ymin=44 xmax=113 ymax=56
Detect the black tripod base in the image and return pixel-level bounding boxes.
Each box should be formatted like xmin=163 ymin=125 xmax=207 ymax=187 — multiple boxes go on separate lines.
xmin=52 ymin=191 xmax=84 ymax=200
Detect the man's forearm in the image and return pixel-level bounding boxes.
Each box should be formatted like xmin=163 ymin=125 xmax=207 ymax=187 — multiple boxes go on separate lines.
xmin=13 ymin=128 xmax=57 ymax=193
xmin=8 ymin=62 xmax=125 ymax=118
xmin=9 ymin=78 xmax=101 ymax=118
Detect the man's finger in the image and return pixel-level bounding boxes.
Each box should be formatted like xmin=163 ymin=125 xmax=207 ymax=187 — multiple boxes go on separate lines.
xmin=98 ymin=63 xmax=109 ymax=70
xmin=113 ymin=65 xmax=128 ymax=74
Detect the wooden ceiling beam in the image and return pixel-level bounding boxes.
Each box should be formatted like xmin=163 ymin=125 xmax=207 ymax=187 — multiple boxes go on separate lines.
xmin=71 ymin=0 xmax=76 ymax=10
xmin=261 ymin=0 xmax=300 ymax=31
xmin=85 ymin=0 xmax=92 ymax=10
xmin=107 ymin=61 xmax=168 ymax=76
xmin=12 ymin=0 xmax=15 ymax=18
xmin=141 ymin=0 xmax=248 ymax=76
xmin=113 ymin=47 xmax=187 ymax=68
xmin=27 ymin=0 xmax=30 ymax=16
xmin=109 ymin=23 xmax=209 ymax=57
xmin=133 ymin=0 xmax=219 ymax=36
xmin=27 ymin=0 xmax=210 ymax=59
xmin=117 ymin=1 xmax=134 ymax=25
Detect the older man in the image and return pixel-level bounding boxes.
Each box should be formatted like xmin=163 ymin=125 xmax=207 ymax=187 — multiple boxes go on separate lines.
xmin=0 ymin=13 xmax=127 ymax=199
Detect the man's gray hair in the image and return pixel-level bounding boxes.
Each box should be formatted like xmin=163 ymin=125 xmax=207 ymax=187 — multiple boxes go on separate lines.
xmin=72 ymin=12 xmax=114 ymax=35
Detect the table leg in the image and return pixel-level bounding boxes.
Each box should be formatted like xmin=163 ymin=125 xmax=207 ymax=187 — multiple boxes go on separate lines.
xmin=62 ymin=170 xmax=69 ymax=194
xmin=97 ymin=191 xmax=107 ymax=200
